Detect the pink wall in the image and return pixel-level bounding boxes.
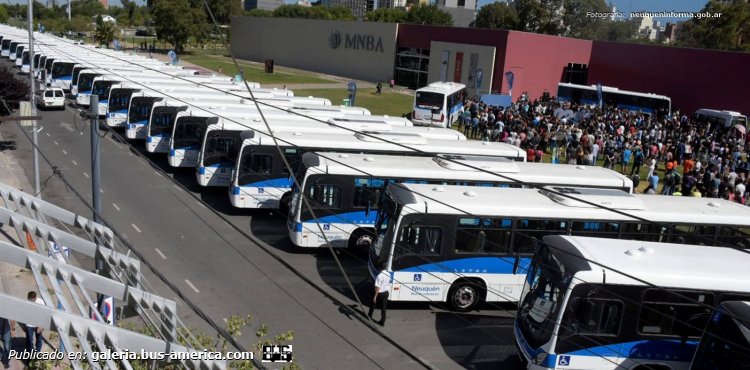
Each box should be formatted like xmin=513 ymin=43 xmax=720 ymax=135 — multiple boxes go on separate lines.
xmin=502 ymin=32 xmax=592 ymax=99
xmin=587 ymin=41 xmax=750 ymax=115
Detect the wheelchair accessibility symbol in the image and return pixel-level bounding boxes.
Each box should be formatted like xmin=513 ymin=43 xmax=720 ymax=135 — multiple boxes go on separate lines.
xmin=558 ymin=355 xmax=570 ymax=366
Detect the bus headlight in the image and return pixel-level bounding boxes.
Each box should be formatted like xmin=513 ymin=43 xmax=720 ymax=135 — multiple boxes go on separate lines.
xmin=532 ymin=352 xmax=547 ymax=365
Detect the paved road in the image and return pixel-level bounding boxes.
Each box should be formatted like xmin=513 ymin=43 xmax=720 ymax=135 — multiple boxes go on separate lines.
xmin=1 ymin=61 xmax=524 ymax=369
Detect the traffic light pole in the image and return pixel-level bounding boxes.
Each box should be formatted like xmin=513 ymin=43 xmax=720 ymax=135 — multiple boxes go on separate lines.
xmin=28 ymin=0 xmax=40 ymax=199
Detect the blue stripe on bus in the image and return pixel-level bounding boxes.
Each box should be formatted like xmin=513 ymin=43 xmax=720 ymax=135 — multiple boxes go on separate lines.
xmin=60 ymin=76 xmax=72 ymax=81
xmin=303 ymin=210 xmax=377 ymax=226
xmin=514 ymin=322 xmax=556 ymax=367
xmin=112 ymin=109 xmax=127 ymax=113
xmin=616 ymin=104 xmax=654 ymax=114
xmin=401 ymin=256 xmax=523 ymax=274
xmin=565 ymin=339 xmax=698 ymax=362
xmin=239 ymin=177 xmax=292 ymax=189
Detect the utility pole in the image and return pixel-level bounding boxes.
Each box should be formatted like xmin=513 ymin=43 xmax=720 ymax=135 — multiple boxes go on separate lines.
xmin=68 ymin=0 xmax=71 ymax=22
xmin=28 ymin=0 xmax=41 ymax=199
xmin=89 ymin=95 xmax=101 ymax=225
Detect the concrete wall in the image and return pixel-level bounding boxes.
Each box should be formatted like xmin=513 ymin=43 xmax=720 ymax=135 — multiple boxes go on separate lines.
xmin=427 ymin=41 xmax=495 ymax=95
xmin=397 ymin=24 xmax=509 ymax=93
xmin=502 ymin=31 xmax=592 ymax=101
xmin=231 ymin=17 xmax=397 ymax=82
xmin=588 ymin=41 xmax=750 ymax=115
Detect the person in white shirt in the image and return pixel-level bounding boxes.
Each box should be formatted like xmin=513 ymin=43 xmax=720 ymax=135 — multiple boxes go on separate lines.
xmin=24 ymin=291 xmax=45 ymax=353
xmin=368 ymin=262 xmax=392 ymax=326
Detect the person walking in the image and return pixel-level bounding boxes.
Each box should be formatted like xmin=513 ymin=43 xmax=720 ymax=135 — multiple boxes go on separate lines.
xmin=376 ymin=82 xmax=383 ymax=95
xmin=0 ymin=317 xmax=14 ymax=369
xmin=389 ymin=79 xmax=394 ymax=90
xmin=24 ymin=291 xmax=44 ymax=353
xmin=368 ymin=262 xmax=392 ymax=326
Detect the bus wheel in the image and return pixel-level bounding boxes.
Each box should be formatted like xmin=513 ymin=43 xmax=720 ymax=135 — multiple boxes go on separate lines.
xmin=349 ymin=230 xmax=375 ymax=251
xmin=448 ymin=280 xmax=483 ymax=312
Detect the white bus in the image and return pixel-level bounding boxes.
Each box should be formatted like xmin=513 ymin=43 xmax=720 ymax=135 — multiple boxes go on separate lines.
xmin=557 ymin=82 xmax=672 ymax=117
xmin=690 ymin=301 xmax=750 ymax=369
xmin=693 ymin=109 xmax=748 ymax=129
xmin=194 ymin=117 xmax=448 ymax=187
xmin=228 ymin=131 xmax=525 ymax=209
xmin=106 ymin=81 xmax=247 ymax=127
xmin=515 ymin=235 xmax=750 ymax=370
xmin=8 ymin=42 xmax=27 ymax=61
xmin=412 ymin=82 xmax=467 ymax=128
xmin=146 ymin=103 xmax=374 ymax=153
xmin=369 ymin=184 xmax=750 ymax=310
xmin=288 ymin=153 xmax=632 ymax=249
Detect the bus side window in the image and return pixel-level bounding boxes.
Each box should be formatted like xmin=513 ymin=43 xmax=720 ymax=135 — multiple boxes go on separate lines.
xmin=307 ymin=184 xmax=341 ymax=208
xmin=455 ymin=218 xmax=512 ymax=254
xmin=514 ymin=219 xmax=568 ymax=254
xmin=570 ymin=221 xmax=620 ymax=239
xmin=670 ymin=224 xmax=716 ymax=245
xmin=398 ymin=225 xmax=441 ymax=256
xmin=562 ymin=298 xmax=623 ymax=336
xmin=717 ymin=226 xmax=750 ymax=248
xmin=353 ymin=178 xmax=384 ymax=209
xmin=638 ymin=289 xmax=714 ymax=337
xmin=621 ymin=222 xmax=667 ymax=242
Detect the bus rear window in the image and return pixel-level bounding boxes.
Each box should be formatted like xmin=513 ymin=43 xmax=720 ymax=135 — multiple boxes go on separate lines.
xmin=415 ymin=92 xmax=443 ymax=109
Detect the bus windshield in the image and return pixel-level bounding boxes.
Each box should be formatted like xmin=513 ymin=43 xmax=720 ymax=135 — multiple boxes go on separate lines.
xmin=109 ymin=90 xmax=134 ymax=112
xmin=517 ymin=243 xmax=570 ymax=348
xmin=151 ymin=107 xmax=178 ymax=136
xmin=78 ymin=75 xmax=98 ymax=92
xmin=690 ymin=307 xmax=750 ymax=369
xmin=129 ymin=98 xmax=157 ymax=123
xmin=733 ymin=116 xmax=748 ymax=128
xmin=415 ymin=92 xmax=444 ymax=110
xmin=173 ymin=117 xmax=209 ymax=150
xmin=51 ymin=63 xmax=74 ymax=79
xmin=372 ymin=190 xmax=400 ymax=262
xmin=92 ymin=81 xmax=116 ymax=99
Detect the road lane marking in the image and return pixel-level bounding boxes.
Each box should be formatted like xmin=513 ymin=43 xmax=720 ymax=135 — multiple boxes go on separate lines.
xmin=154 ymin=248 xmax=167 ymax=260
xmin=45 ymin=132 xmax=50 ymax=137
xmin=100 ymin=189 xmax=104 ymax=194
xmin=72 ymin=160 xmax=78 ymax=166
xmin=54 ymin=141 xmax=58 ymax=145
xmin=83 ymin=172 xmax=89 ymax=178
xmin=112 ymin=203 xmax=121 ymax=211
xmin=62 ymin=149 xmax=67 ymax=155
xmin=131 ymin=223 xmax=141 ymax=233
xmin=185 ymin=279 xmax=200 ymax=293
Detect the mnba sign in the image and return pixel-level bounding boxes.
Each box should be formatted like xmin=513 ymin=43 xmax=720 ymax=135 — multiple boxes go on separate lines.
xmin=329 ymin=29 xmax=384 ymax=53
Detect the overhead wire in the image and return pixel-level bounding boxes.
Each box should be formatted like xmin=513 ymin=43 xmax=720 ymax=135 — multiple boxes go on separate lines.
xmin=21 ymin=28 xmax=750 ymax=362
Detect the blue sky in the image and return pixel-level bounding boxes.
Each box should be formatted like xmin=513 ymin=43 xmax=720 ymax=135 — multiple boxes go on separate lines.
xmin=474 ymin=0 xmax=708 ymax=20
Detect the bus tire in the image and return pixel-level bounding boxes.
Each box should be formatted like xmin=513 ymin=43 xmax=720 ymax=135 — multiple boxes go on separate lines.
xmin=349 ymin=229 xmax=375 ymax=251
xmin=448 ymin=279 xmax=485 ymax=312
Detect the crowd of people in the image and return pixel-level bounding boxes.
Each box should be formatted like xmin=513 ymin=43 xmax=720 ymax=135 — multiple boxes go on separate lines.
xmin=457 ymin=95 xmax=749 ymax=203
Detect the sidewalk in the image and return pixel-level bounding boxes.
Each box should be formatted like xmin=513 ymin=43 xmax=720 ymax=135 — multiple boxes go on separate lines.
xmin=0 ymin=128 xmax=60 ymax=370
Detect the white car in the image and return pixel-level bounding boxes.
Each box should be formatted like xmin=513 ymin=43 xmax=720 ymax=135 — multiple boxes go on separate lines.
xmin=36 ymin=87 xmax=65 ymax=110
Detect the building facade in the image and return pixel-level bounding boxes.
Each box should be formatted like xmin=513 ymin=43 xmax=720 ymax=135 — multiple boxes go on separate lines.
xmin=230 ymin=16 xmax=750 ymax=114
xmin=244 ymin=0 xmax=283 ymax=10
xmin=435 ymin=0 xmax=477 ymax=27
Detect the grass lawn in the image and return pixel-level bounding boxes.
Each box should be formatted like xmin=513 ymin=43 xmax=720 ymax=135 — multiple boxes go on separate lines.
xmin=180 ymin=50 xmax=335 ymax=85
xmin=294 ymin=89 xmax=414 ymax=117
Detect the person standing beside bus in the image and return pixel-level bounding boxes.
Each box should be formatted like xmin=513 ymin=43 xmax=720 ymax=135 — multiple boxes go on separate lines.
xmin=368 ymin=263 xmax=392 ymax=326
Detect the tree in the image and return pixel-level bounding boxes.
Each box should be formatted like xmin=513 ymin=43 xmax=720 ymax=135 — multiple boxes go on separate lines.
xmin=0 ymin=5 xmax=9 ymax=24
xmin=153 ymin=0 xmax=198 ymax=53
xmin=676 ymin=0 xmax=750 ymax=51
xmin=71 ymin=15 xmax=91 ymax=32
xmin=513 ymin=0 xmax=564 ymax=35
xmin=475 ymin=2 xmax=518 ymax=30
xmin=0 ymin=66 xmax=29 ymax=112
xmin=562 ymin=0 xmax=609 ymax=39
xmin=365 ymin=8 xmax=407 ymax=23
xmin=245 ymin=8 xmax=272 ymax=17
xmin=71 ymin=0 xmax=106 ymax=18
xmin=120 ymin=0 xmax=137 ymax=26
xmin=601 ymin=19 xmax=636 ymax=42
xmin=204 ymin=0 xmax=243 ymax=24
xmin=272 ymin=4 xmax=310 ymax=18
xmin=406 ymin=4 xmax=452 ymax=26
xmin=327 ymin=6 xmax=355 ymax=20
xmin=94 ymin=19 xmax=116 ymax=46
